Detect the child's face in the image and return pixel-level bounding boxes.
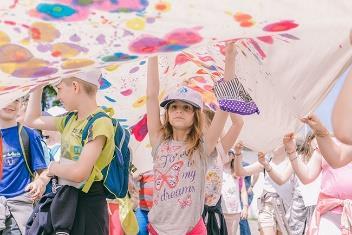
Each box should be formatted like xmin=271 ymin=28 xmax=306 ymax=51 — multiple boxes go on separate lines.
xmin=167 ymin=100 xmax=195 ymax=130
xmin=0 ymin=99 xmax=21 ymax=121
xmin=55 ymin=81 xmax=76 ymax=111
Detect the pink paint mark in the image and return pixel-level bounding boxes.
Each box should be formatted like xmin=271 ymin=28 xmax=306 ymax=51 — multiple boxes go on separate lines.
xmin=257 ymin=36 xmax=273 ymax=44
xmin=204 ymin=85 xmax=213 ymax=91
xmin=248 ymin=39 xmax=266 ymax=59
xmin=191 ymin=76 xmax=206 ymax=83
xmin=189 ymin=85 xmax=205 ymax=94
xmin=263 ymin=20 xmax=298 ymax=32
xmin=120 ymin=89 xmax=133 ymax=96
xmin=198 ymin=55 xmax=215 ymax=62
xmin=88 ymin=0 xmax=148 ymax=13
xmin=165 ymin=28 xmax=202 ymax=46
xmin=33 ymin=0 xmax=148 ymax=22
xmin=174 ymin=53 xmax=191 ymax=67
xmin=10 ymin=0 xmax=19 ymax=9
xmin=0 ymin=85 xmax=19 ymax=92
xmin=129 ymin=36 xmax=167 ymax=54
xmin=131 ymin=114 xmax=148 ymax=142
xmin=129 ymin=28 xmax=202 ymax=54
xmin=211 ymin=72 xmax=221 ymax=77
xmin=196 ymin=69 xmax=208 ymax=75
xmin=216 ymin=44 xmax=226 ymax=56
xmin=4 ymin=21 xmax=16 ymax=25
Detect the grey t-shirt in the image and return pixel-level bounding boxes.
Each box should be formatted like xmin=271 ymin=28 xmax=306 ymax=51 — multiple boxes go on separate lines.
xmin=148 ymin=139 xmax=209 ymax=235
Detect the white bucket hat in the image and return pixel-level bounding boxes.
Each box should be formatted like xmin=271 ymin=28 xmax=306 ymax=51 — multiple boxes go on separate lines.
xmin=56 ymin=68 xmax=102 ymax=88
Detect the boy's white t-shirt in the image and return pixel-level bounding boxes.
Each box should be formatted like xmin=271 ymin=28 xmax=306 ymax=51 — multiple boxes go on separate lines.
xmin=148 ymin=139 xmax=209 ymax=235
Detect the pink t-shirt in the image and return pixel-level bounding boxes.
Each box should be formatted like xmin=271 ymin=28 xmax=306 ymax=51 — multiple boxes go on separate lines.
xmin=321 ymin=158 xmax=352 ymax=214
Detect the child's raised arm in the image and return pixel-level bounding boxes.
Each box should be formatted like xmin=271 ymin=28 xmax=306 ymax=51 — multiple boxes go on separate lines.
xmin=25 ymin=86 xmax=58 ymax=131
xmin=283 ymin=133 xmax=322 ymax=184
xmin=146 ymin=56 xmax=163 ymax=148
xmin=258 ymin=152 xmax=293 ymax=185
xmin=205 ymin=42 xmax=238 ymax=154
xmin=233 ymin=142 xmax=263 ymax=176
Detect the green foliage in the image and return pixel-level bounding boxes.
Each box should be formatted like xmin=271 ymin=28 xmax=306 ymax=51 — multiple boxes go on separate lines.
xmin=42 ymin=85 xmax=61 ymax=110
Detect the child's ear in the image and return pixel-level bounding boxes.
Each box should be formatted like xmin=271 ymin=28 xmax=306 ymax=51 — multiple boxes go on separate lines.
xmin=72 ymin=81 xmax=80 ymax=93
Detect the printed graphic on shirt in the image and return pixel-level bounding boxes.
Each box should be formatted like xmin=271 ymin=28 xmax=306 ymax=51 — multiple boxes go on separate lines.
xmin=204 ymin=168 xmax=222 ymax=205
xmin=153 ymin=141 xmax=198 ymax=209
xmin=178 ymin=194 xmax=192 ymax=208
xmin=155 ymin=161 xmax=184 ymax=190
xmin=2 ymin=151 xmax=21 ymax=167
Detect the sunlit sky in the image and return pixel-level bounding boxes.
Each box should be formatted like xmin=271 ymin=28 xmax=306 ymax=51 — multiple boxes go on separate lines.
xmin=316 ymin=67 xmax=350 ymax=131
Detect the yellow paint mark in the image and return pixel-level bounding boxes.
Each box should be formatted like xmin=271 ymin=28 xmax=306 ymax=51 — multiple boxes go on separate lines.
xmin=104 ymin=64 xmax=119 ymax=72
xmin=61 ymin=59 xmax=95 ymax=69
xmin=0 ymin=31 xmax=10 ymax=45
xmin=133 ymin=96 xmax=147 ymax=108
xmin=126 ymin=17 xmax=146 ymax=31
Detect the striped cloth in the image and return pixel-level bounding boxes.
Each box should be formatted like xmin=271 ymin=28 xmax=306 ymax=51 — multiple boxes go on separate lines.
xmin=213 ymin=78 xmax=259 ymax=115
xmin=288 ymin=192 xmax=316 ymax=235
xmin=139 ymin=170 xmax=154 ymax=211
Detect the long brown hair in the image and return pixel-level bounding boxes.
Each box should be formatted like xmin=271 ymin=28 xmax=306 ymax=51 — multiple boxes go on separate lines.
xmin=161 ymin=105 xmax=204 ymax=156
xmin=297 ymin=131 xmax=316 ymax=162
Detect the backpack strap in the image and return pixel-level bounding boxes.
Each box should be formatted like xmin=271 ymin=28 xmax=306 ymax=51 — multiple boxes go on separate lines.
xmin=81 ymin=112 xmax=110 ymax=145
xmin=18 ymin=124 xmax=34 ymax=178
xmin=63 ymin=112 xmax=76 ymax=128
xmin=50 ymin=145 xmax=61 ymax=160
xmin=115 ymin=121 xmax=130 ymax=151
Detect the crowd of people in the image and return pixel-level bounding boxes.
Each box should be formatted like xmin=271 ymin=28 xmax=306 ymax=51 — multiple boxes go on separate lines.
xmin=0 ymin=42 xmax=351 ymax=235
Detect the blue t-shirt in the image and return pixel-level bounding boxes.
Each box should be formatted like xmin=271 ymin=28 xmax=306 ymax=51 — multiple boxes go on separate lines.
xmin=0 ymin=126 xmax=47 ymax=198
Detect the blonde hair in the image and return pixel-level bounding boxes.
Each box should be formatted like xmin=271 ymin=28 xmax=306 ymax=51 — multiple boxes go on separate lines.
xmin=62 ymin=77 xmax=98 ymax=95
xmin=161 ymin=105 xmax=204 ymax=156
xmin=297 ymin=131 xmax=316 ymax=162
xmin=203 ymin=108 xmax=215 ymax=126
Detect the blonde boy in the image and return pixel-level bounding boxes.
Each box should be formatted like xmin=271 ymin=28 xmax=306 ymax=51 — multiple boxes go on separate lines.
xmin=25 ymin=69 xmax=114 ymax=234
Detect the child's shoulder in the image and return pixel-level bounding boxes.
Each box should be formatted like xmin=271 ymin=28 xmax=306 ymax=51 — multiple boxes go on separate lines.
xmin=91 ymin=115 xmax=113 ymax=127
xmin=22 ymin=125 xmax=40 ymax=138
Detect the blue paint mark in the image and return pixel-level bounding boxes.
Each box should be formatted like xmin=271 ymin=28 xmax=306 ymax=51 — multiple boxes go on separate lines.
xmin=36 ymin=4 xmax=77 ymax=19
xmin=104 ymin=96 xmax=116 ymax=102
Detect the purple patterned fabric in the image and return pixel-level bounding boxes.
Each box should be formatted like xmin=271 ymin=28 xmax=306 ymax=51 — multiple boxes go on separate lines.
xmin=214 ymin=78 xmax=260 ymax=115
xmin=218 ymin=99 xmax=259 ymax=115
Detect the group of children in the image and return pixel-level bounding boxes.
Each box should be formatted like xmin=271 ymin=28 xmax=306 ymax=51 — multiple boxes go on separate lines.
xmin=0 ymin=41 xmax=352 ymax=235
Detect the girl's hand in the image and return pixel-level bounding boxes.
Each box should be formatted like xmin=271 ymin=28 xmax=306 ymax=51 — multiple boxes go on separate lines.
xmin=225 ymin=41 xmax=238 ymax=57
xmin=283 ymin=133 xmax=296 ymax=154
xmin=257 ymin=152 xmax=268 ymax=166
xmin=241 ymin=206 xmax=248 ymax=220
xmin=300 ymin=114 xmax=329 ymax=137
xmin=234 ymin=141 xmax=244 ymax=155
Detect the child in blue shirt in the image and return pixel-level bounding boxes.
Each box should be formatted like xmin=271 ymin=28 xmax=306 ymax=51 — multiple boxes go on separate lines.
xmin=0 ymin=98 xmax=48 ymax=234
